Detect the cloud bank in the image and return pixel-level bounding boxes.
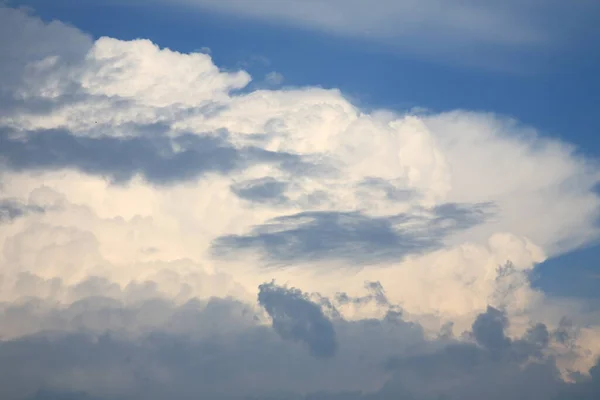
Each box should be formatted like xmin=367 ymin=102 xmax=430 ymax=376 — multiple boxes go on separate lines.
xmin=1 ymin=5 xmax=600 ymax=400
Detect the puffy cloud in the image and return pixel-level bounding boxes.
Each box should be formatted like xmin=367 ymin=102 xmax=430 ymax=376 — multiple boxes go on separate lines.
xmin=258 ymin=282 xmax=337 ymax=358
xmin=471 ymin=305 xmax=511 ymax=351
xmin=1 ymin=4 xmax=600 ymax=399
xmin=1 ymin=298 xmax=598 ymax=400
xmin=0 ymin=4 xmax=92 ymax=93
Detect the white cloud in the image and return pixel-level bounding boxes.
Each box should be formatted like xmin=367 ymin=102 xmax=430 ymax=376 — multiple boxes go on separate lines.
xmin=1 ymin=5 xmax=600 ymax=399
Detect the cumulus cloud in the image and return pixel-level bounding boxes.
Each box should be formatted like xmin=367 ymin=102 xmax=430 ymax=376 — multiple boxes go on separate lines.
xmin=471 ymin=305 xmax=511 ymax=351
xmin=0 ymin=4 xmax=600 ymax=399
xmin=1 ymin=298 xmax=598 ymax=400
xmin=258 ymin=282 xmax=337 ymax=358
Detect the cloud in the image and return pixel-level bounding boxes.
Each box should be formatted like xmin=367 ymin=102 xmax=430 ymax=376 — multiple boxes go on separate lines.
xmin=0 ymin=127 xmax=306 ymax=185
xmin=0 ymin=198 xmax=44 ymax=223
xmin=1 ymin=4 xmax=600 ymax=399
xmin=471 ymin=305 xmax=511 ymax=351
xmin=0 ymin=295 xmax=598 ymax=400
xmin=2 ymin=4 xmax=598 ymax=319
xmin=258 ymin=282 xmax=337 ymax=358
xmin=0 ymin=4 xmax=92 ymax=92
xmin=213 ymin=203 xmax=493 ymax=266
xmin=174 ymin=0 xmax=600 ymax=69
xmin=230 ymin=177 xmax=289 ymax=204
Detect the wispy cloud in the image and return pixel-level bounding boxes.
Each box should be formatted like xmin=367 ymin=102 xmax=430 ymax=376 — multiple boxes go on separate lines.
xmin=175 ymin=0 xmax=600 ymax=69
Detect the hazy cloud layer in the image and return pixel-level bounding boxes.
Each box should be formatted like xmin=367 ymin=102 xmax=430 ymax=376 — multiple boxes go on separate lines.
xmin=176 ymin=0 xmax=600 ymax=69
xmin=1 ymin=4 xmax=600 ymax=400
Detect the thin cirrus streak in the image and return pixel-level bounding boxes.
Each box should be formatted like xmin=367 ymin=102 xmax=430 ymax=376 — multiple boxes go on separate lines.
xmin=0 ymin=4 xmax=600 ymax=400
xmin=173 ymin=0 xmax=600 ymax=70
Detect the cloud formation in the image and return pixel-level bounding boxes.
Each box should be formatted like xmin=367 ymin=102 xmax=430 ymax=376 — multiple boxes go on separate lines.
xmin=0 ymin=127 xmax=304 ymax=185
xmin=214 ymin=203 xmax=493 ymax=265
xmin=258 ymin=282 xmax=337 ymax=358
xmin=0 ymin=4 xmax=600 ymax=399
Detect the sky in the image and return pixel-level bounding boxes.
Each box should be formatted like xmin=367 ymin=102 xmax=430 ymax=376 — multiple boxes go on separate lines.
xmin=1 ymin=1 xmax=600 ymax=399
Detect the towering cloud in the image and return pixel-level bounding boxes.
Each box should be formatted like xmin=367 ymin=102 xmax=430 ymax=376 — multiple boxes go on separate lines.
xmin=0 ymin=4 xmax=599 ymax=399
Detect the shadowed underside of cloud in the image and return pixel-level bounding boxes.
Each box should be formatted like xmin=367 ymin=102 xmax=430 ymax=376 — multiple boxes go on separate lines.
xmin=0 ymin=127 xmax=307 ymax=185
xmin=258 ymin=282 xmax=337 ymax=358
xmin=379 ymin=307 xmax=575 ymax=400
xmin=0 ymin=198 xmax=45 ymax=223
xmin=0 ymin=292 xmax=596 ymax=400
xmin=230 ymin=177 xmax=289 ymax=205
xmin=213 ymin=203 xmax=494 ymax=265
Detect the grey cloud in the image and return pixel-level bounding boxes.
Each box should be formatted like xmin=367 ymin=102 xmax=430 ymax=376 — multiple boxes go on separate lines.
xmin=0 ymin=287 xmax=410 ymax=399
xmin=0 ymin=127 xmax=306 ymax=185
xmin=557 ymin=362 xmax=600 ymax=400
xmin=0 ymin=285 xmax=599 ymax=400
xmin=471 ymin=306 xmax=511 ymax=352
xmin=0 ymin=198 xmax=44 ymax=223
xmin=1 ymin=277 xmax=258 ymax=339
xmin=524 ymin=323 xmax=550 ymax=348
xmin=470 ymin=307 xmax=551 ymax=360
xmin=0 ymin=92 xmax=89 ymax=120
xmin=357 ymin=177 xmax=415 ymax=202
xmin=230 ymin=177 xmax=289 ymax=204
xmin=335 ymin=281 xmax=390 ymax=307
xmin=213 ymin=203 xmax=493 ymax=266
xmin=380 ymin=308 xmax=566 ymax=400
xmin=258 ymin=282 xmax=337 ymax=359
xmin=553 ymin=317 xmax=579 ymax=346
xmin=0 ymin=5 xmax=92 ymax=93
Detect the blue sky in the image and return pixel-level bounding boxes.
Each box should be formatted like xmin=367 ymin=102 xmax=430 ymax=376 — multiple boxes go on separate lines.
xmin=1 ymin=1 xmax=600 ymax=399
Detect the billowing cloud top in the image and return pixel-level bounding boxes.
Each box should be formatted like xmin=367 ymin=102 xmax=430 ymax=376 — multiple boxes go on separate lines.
xmin=1 ymin=5 xmax=600 ymax=400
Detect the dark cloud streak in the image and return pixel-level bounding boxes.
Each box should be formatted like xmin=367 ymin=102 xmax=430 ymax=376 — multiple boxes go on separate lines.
xmin=0 ymin=127 xmax=305 ymax=185
xmin=230 ymin=177 xmax=289 ymax=204
xmin=0 ymin=198 xmax=45 ymax=223
xmin=213 ymin=203 xmax=494 ymax=266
